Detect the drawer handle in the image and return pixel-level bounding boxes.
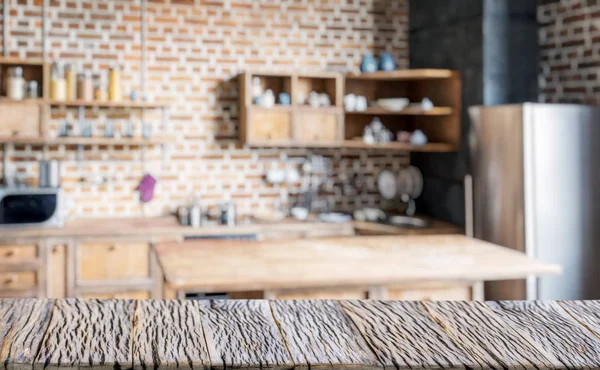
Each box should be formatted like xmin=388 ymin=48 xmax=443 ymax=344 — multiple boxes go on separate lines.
xmin=3 ymin=277 xmax=14 ymax=285
xmin=108 ymin=245 xmax=116 ymax=252
xmin=4 ymin=250 xmax=14 ymax=258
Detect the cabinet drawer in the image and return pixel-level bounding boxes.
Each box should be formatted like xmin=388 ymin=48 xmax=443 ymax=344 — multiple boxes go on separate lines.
xmin=0 ymin=244 xmax=37 ymax=262
xmin=0 ymin=271 xmax=37 ymax=290
xmin=248 ymin=109 xmax=292 ymax=143
xmin=297 ymin=112 xmax=340 ymax=143
xmin=79 ymin=291 xmax=150 ymax=299
xmin=388 ymin=285 xmax=471 ymax=301
xmin=78 ymin=242 xmax=150 ymax=282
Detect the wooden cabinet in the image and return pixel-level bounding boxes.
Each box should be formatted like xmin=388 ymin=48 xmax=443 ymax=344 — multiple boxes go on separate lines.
xmin=0 ymin=241 xmax=41 ymax=298
xmin=240 ymin=71 xmax=344 ymax=147
xmin=78 ymin=242 xmax=150 ymax=282
xmin=387 ymin=285 xmax=472 ymax=301
xmin=79 ymin=291 xmax=151 ymax=299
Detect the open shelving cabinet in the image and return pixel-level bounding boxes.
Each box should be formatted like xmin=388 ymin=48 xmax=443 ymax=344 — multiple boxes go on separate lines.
xmin=239 ymin=69 xmax=462 ymax=152
xmin=0 ymin=57 xmax=169 ymax=147
xmin=239 ymin=71 xmax=344 ymax=147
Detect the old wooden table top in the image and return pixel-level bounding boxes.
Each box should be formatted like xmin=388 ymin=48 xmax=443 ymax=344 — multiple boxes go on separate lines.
xmin=2 ymin=299 xmax=600 ymax=369
xmin=155 ymin=235 xmax=560 ymax=292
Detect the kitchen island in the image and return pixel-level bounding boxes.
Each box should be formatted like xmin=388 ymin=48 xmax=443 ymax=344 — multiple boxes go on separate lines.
xmin=156 ymin=235 xmax=560 ymax=300
xmin=1 ymin=298 xmax=598 ymax=370
xmin=0 ymin=216 xmax=459 ymax=300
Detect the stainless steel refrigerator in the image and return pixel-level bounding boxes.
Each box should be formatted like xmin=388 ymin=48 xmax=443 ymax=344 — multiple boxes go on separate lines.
xmin=469 ymin=103 xmax=600 ymax=300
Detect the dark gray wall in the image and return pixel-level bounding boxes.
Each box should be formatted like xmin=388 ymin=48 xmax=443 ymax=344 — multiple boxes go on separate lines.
xmin=409 ymin=0 xmax=538 ymax=226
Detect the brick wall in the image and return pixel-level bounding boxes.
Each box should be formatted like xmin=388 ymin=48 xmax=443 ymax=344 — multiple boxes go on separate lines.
xmin=539 ymin=0 xmax=600 ymax=103
xmin=1 ymin=0 xmax=409 ymax=219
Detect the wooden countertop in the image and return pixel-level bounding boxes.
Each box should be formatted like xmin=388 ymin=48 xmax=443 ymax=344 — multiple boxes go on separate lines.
xmin=2 ymin=298 xmax=599 ymax=370
xmin=0 ymin=215 xmax=459 ymax=239
xmin=155 ymin=235 xmax=560 ymax=293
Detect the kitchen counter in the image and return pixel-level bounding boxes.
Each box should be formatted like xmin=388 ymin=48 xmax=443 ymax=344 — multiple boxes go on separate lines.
xmin=0 ymin=215 xmax=460 ymax=240
xmin=155 ymin=234 xmax=560 ymax=297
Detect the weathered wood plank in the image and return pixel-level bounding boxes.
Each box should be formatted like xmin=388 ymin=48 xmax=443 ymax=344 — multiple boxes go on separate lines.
xmin=200 ymin=300 xmax=293 ymax=370
xmin=423 ymin=301 xmax=562 ymax=369
xmin=34 ymin=299 xmax=134 ymax=370
xmin=487 ymin=301 xmax=600 ymax=368
xmin=132 ymin=300 xmax=210 ymax=370
xmin=559 ymin=300 xmax=600 ymax=337
xmin=340 ymin=300 xmax=481 ymax=370
xmin=0 ymin=299 xmax=54 ymax=370
xmin=270 ymin=300 xmax=381 ymax=369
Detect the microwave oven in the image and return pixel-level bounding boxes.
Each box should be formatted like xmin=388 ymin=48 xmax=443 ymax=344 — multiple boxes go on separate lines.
xmin=0 ymin=188 xmax=64 ymax=228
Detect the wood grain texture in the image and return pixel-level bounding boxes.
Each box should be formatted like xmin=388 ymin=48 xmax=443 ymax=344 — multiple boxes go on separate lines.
xmin=156 ymin=235 xmax=560 ymax=293
xmin=423 ymin=301 xmax=562 ymax=369
xmin=0 ymin=299 xmax=53 ymax=370
xmin=35 ymin=299 xmax=134 ymax=370
xmin=132 ymin=300 xmax=210 ymax=370
xmin=270 ymin=300 xmax=381 ymax=369
xmin=340 ymin=300 xmax=479 ymax=370
xmin=559 ymin=300 xmax=600 ymax=337
xmin=200 ymin=300 xmax=293 ymax=370
xmin=487 ymin=301 xmax=600 ymax=368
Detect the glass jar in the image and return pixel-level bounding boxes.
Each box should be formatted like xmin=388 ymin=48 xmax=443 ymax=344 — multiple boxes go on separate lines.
xmin=50 ymin=63 xmax=66 ymax=101
xmin=26 ymin=80 xmax=38 ymax=99
xmin=6 ymin=66 xmax=25 ymax=100
xmin=77 ymin=70 xmax=94 ymax=101
xmin=65 ymin=64 xmax=77 ymax=100
xmin=108 ymin=66 xmax=121 ymax=102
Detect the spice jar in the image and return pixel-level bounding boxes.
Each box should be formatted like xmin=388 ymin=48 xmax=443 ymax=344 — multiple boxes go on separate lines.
xmin=77 ymin=70 xmax=94 ymax=101
xmin=65 ymin=64 xmax=76 ymax=101
xmin=26 ymin=80 xmax=38 ymax=99
xmin=108 ymin=66 xmax=121 ymax=102
xmin=50 ymin=63 xmax=66 ymax=101
xmin=6 ymin=67 xmax=25 ymax=100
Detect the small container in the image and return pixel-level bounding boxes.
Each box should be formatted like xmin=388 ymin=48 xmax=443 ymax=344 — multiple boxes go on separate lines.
xmin=94 ymin=72 xmax=108 ymax=101
xmin=142 ymin=123 xmax=152 ymax=139
xmin=108 ymin=66 xmax=122 ymax=102
xmin=65 ymin=64 xmax=77 ymax=100
xmin=26 ymin=80 xmax=38 ymax=99
xmin=77 ymin=71 xmax=94 ymax=101
xmin=189 ymin=204 xmax=202 ymax=228
xmin=105 ymin=120 xmax=114 ymax=138
xmin=219 ymin=202 xmax=237 ymax=226
xmin=39 ymin=160 xmax=61 ymax=188
xmin=50 ymin=63 xmax=67 ymax=101
xmin=6 ymin=67 xmax=25 ymax=100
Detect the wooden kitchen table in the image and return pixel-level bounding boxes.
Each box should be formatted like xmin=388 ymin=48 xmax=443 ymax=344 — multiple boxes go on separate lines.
xmin=154 ymin=235 xmax=560 ymax=300
xmin=2 ymin=298 xmax=600 ymax=369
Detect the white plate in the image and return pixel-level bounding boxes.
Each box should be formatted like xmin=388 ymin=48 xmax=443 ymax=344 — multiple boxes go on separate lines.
xmin=377 ymin=170 xmax=397 ymax=200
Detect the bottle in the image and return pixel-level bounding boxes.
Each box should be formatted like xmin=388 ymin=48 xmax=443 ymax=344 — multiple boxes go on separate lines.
xmin=65 ymin=64 xmax=77 ymax=100
xmin=77 ymin=70 xmax=94 ymax=101
xmin=94 ymin=72 xmax=108 ymax=101
xmin=6 ymin=67 xmax=25 ymax=100
xmin=108 ymin=66 xmax=121 ymax=102
xmin=50 ymin=63 xmax=66 ymax=101
xmin=26 ymin=80 xmax=39 ymax=99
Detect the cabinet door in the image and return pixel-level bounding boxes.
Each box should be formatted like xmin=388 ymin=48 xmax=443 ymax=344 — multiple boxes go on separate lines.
xmin=79 ymin=291 xmax=151 ymax=299
xmin=248 ymin=108 xmax=292 ymax=143
xmin=387 ymin=285 xmax=471 ymax=301
xmin=0 ymin=102 xmax=42 ymax=137
xmin=268 ymin=288 xmax=367 ymax=300
xmin=0 ymin=271 xmax=37 ymax=290
xmin=78 ymin=242 xmax=150 ymax=282
xmin=297 ymin=112 xmax=340 ymax=143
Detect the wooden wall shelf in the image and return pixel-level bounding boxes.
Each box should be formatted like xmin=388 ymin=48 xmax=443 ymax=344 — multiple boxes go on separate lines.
xmin=240 ymin=69 xmax=462 ymax=153
xmin=0 ymin=136 xmax=172 ymax=146
xmin=345 ymin=106 xmax=453 ymax=116
xmin=48 ymin=100 xmax=168 ymax=109
xmin=346 ymin=69 xmax=456 ymax=81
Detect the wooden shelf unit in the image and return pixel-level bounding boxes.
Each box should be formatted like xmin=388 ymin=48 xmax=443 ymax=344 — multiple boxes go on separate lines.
xmin=0 ymin=58 xmax=170 ymax=149
xmin=240 ymin=71 xmax=344 ymax=147
xmin=239 ymin=69 xmax=461 ymax=152
xmin=344 ymin=69 xmax=462 ymax=152
xmin=0 ymin=136 xmax=172 ymax=146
